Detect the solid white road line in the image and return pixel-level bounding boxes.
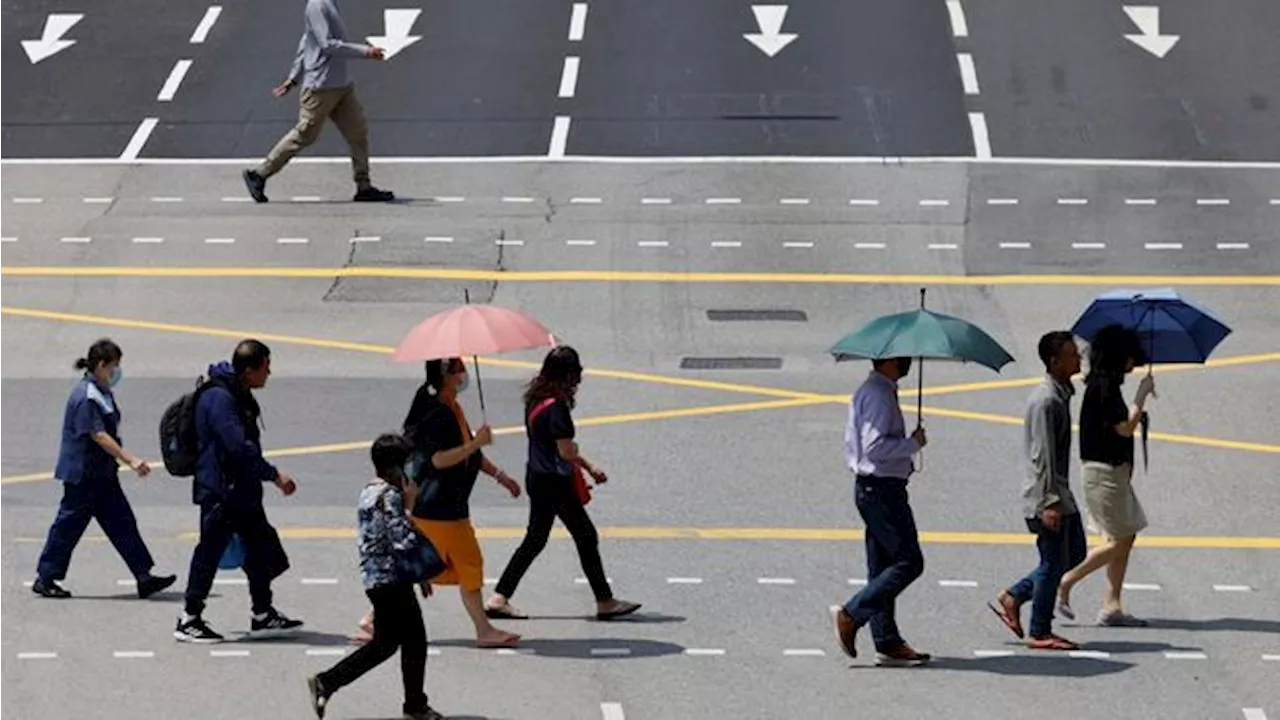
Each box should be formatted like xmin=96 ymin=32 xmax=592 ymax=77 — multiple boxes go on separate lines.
xmin=548 ymin=116 xmax=571 ymax=159
xmin=210 ymin=649 xmax=251 ymax=657
xmin=423 ymin=236 xmax=454 ymax=243
xmin=570 ymin=197 xmax=602 ymax=204
xmin=566 ymin=239 xmax=597 ymax=246
xmin=113 ymin=651 xmax=155 ymax=659
xmin=641 ymin=197 xmax=672 ymax=205
xmin=590 ymin=648 xmax=631 ymax=657
xmin=848 ymin=199 xmax=880 ymax=206
xmin=854 ymin=242 xmax=886 ymax=250
xmin=946 ymin=0 xmax=969 ymax=36
xmin=999 ymin=242 xmax=1031 ymax=249
xmin=968 ymin=112 xmax=991 ymax=160
xmin=938 ymin=580 xmax=979 ymax=588
xmin=83 ymin=196 xmax=114 ymax=203
xmin=1069 ymin=650 xmax=1112 ymax=659
xmin=973 ymin=650 xmax=1016 ymax=658
xmin=301 ymin=578 xmax=339 ymax=585
xmin=158 ymin=60 xmax=194 ymax=102
xmin=1057 ymin=198 xmax=1088 ymax=205
xmin=12 ymin=197 xmax=43 ymax=203
xmin=121 ymin=118 xmax=159 ymax=161
xmin=1213 ymin=584 xmax=1252 ymax=592
xmin=569 ymin=3 xmax=588 ymax=41
xmin=601 ymin=702 xmax=626 ymax=720
xmin=1123 ymin=583 xmax=1162 ymax=591
xmin=1196 ymin=198 xmax=1230 ymax=206
xmin=349 ymin=236 xmax=381 ymax=243
xmin=1164 ymin=651 xmax=1208 ymax=660
xmin=667 ymin=577 xmax=703 ymax=584
xmin=17 ymin=652 xmax=57 ymax=660
xmin=132 ymin=237 xmax=165 ymax=244
xmin=1145 ymin=243 xmax=1183 ymax=250
xmin=1217 ymin=242 xmax=1250 ymax=250
xmin=1073 ymin=242 xmax=1107 ymax=249
xmin=684 ymin=648 xmax=727 ymax=656
xmin=60 ymin=236 xmax=92 ymax=244
xmin=190 ymin=6 xmax=223 ymax=43
xmin=986 ymin=198 xmax=1019 ymax=206
xmin=558 ymin=56 xmax=581 ymax=98
xmin=1125 ymin=198 xmax=1157 ymax=206
xmin=277 ymin=237 xmax=309 ymax=245
xmin=783 ymin=649 xmax=826 ymax=657
xmin=757 ymin=577 xmax=796 ymax=585
xmin=1242 ymin=710 xmax=1268 ymax=720
xmin=957 ymin=53 xmax=979 ymax=95
xmin=919 ymin=199 xmax=951 ymax=207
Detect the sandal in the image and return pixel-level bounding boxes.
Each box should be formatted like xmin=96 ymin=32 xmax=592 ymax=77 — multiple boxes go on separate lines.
xmin=596 ymin=600 xmax=641 ymax=621
xmin=1027 ymin=634 xmax=1079 ymax=651
xmin=484 ymin=603 xmax=528 ymax=620
xmin=987 ymin=598 xmax=1025 ymax=639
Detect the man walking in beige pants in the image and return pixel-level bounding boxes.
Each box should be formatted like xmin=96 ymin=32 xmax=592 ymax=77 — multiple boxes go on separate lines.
xmin=243 ymin=0 xmax=395 ymax=203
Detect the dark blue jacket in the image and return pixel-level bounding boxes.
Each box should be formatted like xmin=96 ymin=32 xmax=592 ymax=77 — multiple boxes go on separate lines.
xmin=54 ymin=375 xmax=122 ymax=485
xmin=193 ymin=362 xmax=278 ymax=507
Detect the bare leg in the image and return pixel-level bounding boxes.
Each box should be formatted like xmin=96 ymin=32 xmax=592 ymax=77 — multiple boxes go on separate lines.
xmin=462 ymin=588 xmax=519 ymax=646
xmin=1058 ymin=539 xmax=1123 ymax=607
xmin=1102 ymin=535 xmax=1138 ymax=613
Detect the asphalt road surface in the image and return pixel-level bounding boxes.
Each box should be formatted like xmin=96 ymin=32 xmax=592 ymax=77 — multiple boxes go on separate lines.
xmin=3 ymin=1 xmax=1279 ymax=719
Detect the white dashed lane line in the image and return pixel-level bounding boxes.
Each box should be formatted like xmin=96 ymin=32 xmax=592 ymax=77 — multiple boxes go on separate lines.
xmin=1068 ymin=650 xmax=1112 ymax=659
xmin=132 ymin=237 xmax=165 ymax=244
xmin=292 ymin=196 xmax=322 ymax=203
xmin=349 ymin=236 xmax=381 ymax=244
xmin=17 ymin=652 xmax=58 ymax=660
xmin=1262 ymin=654 xmax=1280 ymax=662
xmin=919 ymin=199 xmax=950 ymax=207
xmin=277 ymin=237 xmax=309 ymax=245
xmin=589 ymin=648 xmax=631 ymax=657
xmin=783 ymin=649 xmax=826 ymax=657
xmin=574 ymin=577 xmax=612 ymax=584
xmin=1164 ymin=651 xmax=1209 ymax=660
xmin=566 ymin=239 xmax=597 ymax=246
xmin=641 ymin=197 xmax=672 ymax=205
xmin=210 ymin=649 xmax=250 ymax=658
xmin=1073 ymin=242 xmax=1107 ymax=249
xmin=684 ymin=648 xmax=727 ymax=656
xmin=973 ymin=650 xmax=1016 ymax=658
xmin=568 ymin=2 xmax=588 ymax=41
xmin=784 ymin=241 xmax=816 ymax=249
xmin=986 ymin=198 xmax=1019 ymax=206
xmin=113 ymin=651 xmax=155 ymax=659
xmin=82 ymin=197 xmax=114 ymax=204
xmin=637 ymin=241 xmax=669 ymax=248
xmin=150 ymin=196 xmax=184 ymax=203
xmin=705 ymin=197 xmax=742 ymax=205
xmin=757 ymin=577 xmax=796 ymax=586
xmin=502 ymin=196 xmax=536 ymax=204
xmin=848 ymin=199 xmax=880 ymax=206
xmin=305 ymin=649 xmax=347 ymax=657
xmin=1126 ymin=198 xmax=1158 ymax=206
xmin=1 ymin=237 xmax=16 ymax=243
xmin=601 ymin=702 xmax=626 ymax=720
xmin=60 ymin=236 xmax=92 ymax=244
xmin=779 ymin=198 xmax=811 ymax=205
xmin=1213 ymin=584 xmax=1253 ymax=592
xmin=569 ymin=197 xmax=602 ymax=204
xmin=711 ymin=241 xmax=742 ymax=248
xmin=957 ymin=53 xmax=979 ymax=95
xmin=300 ymin=578 xmax=339 ymax=585
xmin=204 ymin=237 xmax=235 ymax=244
xmin=548 ymin=116 xmax=571 ymax=159
xmin=946 ymin=0 xmax=969 ymax=36
xmin=213 ymin=577 xmax=248 ymax=586
xmin=928 ymin=243 xmax=960 ymax=250
xmin=848 ymin=578 xmax=868 ymax=586
xmin=221 ymin=196 xmax=251 ymax=203
xmin=558 ymin=56 xmax=581 ymax=98
xmin=938 ymin=580 xmax=979 ymax=588
xmin=1217 ymin=243 xmax=1250 ymax=250
xmin=190 ymin=5 xmax=223 ymax=43
xmin=667 ymin=577 xmax=704 ymax=584
xmin=999 ymin=242 xmax=1031 ymax=249
xmin=157 ymin=60 xmax=193 ymax=102
xmin=1145 ymin=242 xmax=1183 ymax=250
xmin=433 ymin=196 xmax=466 ymax=203
xmin=495 ymin=239 xmax=525 ymax=246
xmin=1243 ymin=710 xmax=1268 ymax=720
xmin=1057 ymin=198 xmax=1088 ymax=206
xmin=968 ymin=112 xmax=992 ymax=161
xmin=1197 ymin=198 xmax=1230 ymax=206
xmin=1123 ymin=582 xmax=1162 ymax=591
xmin=854 ymin=242 xmax=886 ymax=250
xmin=13 ymin=197 xmax=43 ymax=204
xmin=424 ymin=236 xmax=454 ymax=243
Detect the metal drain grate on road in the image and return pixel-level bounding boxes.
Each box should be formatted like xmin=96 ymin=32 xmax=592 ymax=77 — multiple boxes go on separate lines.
xmin=707 ymin=309 xmax=808 ymax=322
xmin=680 ymin=357 xmax=783 ymax=370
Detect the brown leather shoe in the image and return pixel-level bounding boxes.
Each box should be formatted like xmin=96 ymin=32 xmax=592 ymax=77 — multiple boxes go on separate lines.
xmin=874 ymin=644 xmax=931 ymax=667
xmin=833 ymin=607 xmax=858 ymax=658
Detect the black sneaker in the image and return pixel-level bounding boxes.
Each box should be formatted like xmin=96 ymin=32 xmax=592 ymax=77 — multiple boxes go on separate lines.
xmin=174 ymin=615 xmax=225 ymax=644
xmin=306 ymin=675 xmax=329 ymax=719
xmin=31 ymin=578 xmax=71 ymax=598
xmin=404 ymin=707 xmax=446 ymax=720
xmin=353 ymin=186 xmax=395 ymax=202
xmin=242 ymin=169 xmax=268 ymax=203
xmin=137 ymin=573 xmax=177 ymax=599
xmin=249 ymin=608 xmax=304 ymax=638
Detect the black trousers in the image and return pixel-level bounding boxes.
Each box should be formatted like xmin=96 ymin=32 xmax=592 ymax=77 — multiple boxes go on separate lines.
xmin=183 ymin=501 xmax=289 ymax=616
xmin=318 ymin=583 xmax=429 ymax=714
xmin=494 ymin=471 xmax=613 ymax=602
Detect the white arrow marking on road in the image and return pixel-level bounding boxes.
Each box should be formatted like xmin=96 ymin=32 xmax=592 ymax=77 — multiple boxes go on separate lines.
xmin=22 ymin=13 xmax=84 ymax=64
xmin=744 ymin=5 xmax=798 ymax=57
xmin=1123 ymin=6 xmax=1179 ymax=58
xmin=366 ymin=9 xmax=422 ymax=60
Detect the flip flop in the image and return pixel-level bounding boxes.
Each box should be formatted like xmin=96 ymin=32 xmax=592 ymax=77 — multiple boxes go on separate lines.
xmin=1027 ymin=634 xmax=1079 ymax=651
xmin=596 ymin=601 xmax=642 ymax=621
xmin=987 ymin=600 xmax=1025 ymax=639
xmin=484 ymin=604 xmax=528 ymax=620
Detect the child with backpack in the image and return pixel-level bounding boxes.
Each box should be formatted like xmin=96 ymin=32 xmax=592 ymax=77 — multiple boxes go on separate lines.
xmin=307 ymin=433 xmax=447 ymax=720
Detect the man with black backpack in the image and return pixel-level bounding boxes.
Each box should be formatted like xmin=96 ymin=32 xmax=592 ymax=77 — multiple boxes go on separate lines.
xmin=173 ymin=340 xmax=304 ymax=643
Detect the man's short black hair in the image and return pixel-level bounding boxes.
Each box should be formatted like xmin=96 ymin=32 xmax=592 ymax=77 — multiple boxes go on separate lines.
xmin=1037 ymin=331 xmax=1076 ymax=370
xmin=371 ymin=433 xmax=412 ymax=479
xmin=233 ymin=339 xmax=271 ymax=375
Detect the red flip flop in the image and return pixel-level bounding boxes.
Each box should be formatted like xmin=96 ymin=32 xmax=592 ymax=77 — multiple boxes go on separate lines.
xmin=987 ymin=600 xmax=1025 ymax=639
xmin=1027 ymin=634 xmax=1079 ymax=651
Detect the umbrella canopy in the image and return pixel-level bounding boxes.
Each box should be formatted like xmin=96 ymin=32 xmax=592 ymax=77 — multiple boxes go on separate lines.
xmin=1070 ymin=288 xmax=1231 ymax=364
xmin=829 ymin=308 xmax=1015 ymax=372
xmin=392 ymin=305 xmax=557 ymax=363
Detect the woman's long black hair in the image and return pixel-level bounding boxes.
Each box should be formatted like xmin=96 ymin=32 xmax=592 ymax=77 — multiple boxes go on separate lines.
xmin=403 ymin=358 xmax=463 ymax=442
xmin=1087 ymin=325 xmax=1146 ymax=382
xmin=524 ymin=346 xmax=583 ymax=411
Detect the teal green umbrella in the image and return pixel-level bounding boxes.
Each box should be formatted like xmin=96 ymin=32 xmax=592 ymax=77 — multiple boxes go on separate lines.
xmin=829 ymin=289 xmax=1015 ymax=425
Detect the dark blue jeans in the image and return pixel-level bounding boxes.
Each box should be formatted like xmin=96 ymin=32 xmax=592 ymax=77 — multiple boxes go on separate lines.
xmin=843 ymin=477 xmax=924 ymax=651
xmin=37 ymin=476 xmax=154 ymax=582
xmin=1008 ymin=512 xmax=1087 ymax=637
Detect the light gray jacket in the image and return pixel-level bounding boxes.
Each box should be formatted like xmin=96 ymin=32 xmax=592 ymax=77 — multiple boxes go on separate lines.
xmin=288 ymin=0 xmax=372 ymax=90
xmin=1022 ymin=376 xmax=1078 ymax=518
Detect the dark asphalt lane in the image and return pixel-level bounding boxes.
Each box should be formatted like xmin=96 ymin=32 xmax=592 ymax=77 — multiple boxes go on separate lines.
xmin=969 ymin=0 xmax=1280 ymax=161
xmin=145 ymin=0 xmax=568 ymax=158
xmin=0 ymin=0 xmax=208 ymax=158
xmin=567 ymin=0 xmax=972 ymax=157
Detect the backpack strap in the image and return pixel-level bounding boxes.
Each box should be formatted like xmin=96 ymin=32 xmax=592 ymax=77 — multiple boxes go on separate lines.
xmin=526 ymin=397 xmax=557 ymax=426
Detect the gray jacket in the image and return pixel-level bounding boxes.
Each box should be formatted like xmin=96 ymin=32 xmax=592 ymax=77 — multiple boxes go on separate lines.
xmin=1022 ymin=376 xmax=1077 ymax=518
xmin=288 ymin=0 xmax=372 ymax=90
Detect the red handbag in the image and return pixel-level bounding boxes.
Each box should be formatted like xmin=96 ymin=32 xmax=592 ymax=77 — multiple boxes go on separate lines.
xmin=528 ymin=398 xmax=592 ymax=505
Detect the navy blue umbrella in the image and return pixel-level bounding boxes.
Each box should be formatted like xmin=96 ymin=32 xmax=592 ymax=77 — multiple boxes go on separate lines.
xmin=1071 ymin=288 xmax=1232 ymax=364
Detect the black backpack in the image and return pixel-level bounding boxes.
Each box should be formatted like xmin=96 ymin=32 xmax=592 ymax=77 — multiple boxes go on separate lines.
xmin=158 ymin=377 xmax=215 ymax=477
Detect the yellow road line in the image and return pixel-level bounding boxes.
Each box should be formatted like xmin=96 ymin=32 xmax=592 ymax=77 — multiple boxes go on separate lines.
xmin=23 ymin=526 xmax=1277 ymax=550
xmin=0 ymin=397 xmax=829 ymax=485
xmin=4 ymin=265 xmax=1280 ymax=286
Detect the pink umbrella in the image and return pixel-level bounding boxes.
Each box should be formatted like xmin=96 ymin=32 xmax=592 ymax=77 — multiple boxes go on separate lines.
xmin=392 ymin=299 xmax=557 ymax=418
